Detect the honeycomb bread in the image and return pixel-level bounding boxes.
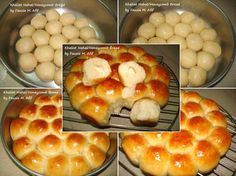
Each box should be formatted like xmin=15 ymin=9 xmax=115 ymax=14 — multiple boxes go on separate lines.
xmin=121 ymin=90 xmax=231 ymax=176
xmin=65 ymin=45 xmax=170 ymax=126
xmin=10 ymin=94 xmax=111 ymax=176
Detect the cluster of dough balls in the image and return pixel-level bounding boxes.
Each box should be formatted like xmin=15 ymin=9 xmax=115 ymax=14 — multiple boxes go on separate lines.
xmin=132 ymin=11 xmax=222 ymax=87
xmin=16 ymin=9 xmax=102 ymax=86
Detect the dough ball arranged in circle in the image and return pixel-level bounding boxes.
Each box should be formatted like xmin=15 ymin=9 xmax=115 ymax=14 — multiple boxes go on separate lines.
xmin=32 ymin=30 xmax=50 ymax=46
xmin=181 ymin=11 xmax=196 ymax=24
xmin=54 ymin=49 xmax=62 ymax=67
xmin=49 ymin=34 xmax=68 ymax=50
xmin=181 ymin=68 xmax=189 ymax=87
xmin=34 ymin=45 xmax=54 ymax=63
xmin=167 ymin=35 xmax=186 ymax=49
xmin=149 ymin=12 xmax=165 ymax=26
xmin=45 ymin=9 xmax=60 ymax=21
xmin=60 ymin=12 xmax=76 ymax=25
xmin=197 ymin=51 xmax=215 ymax=71
xmin=174 ymin=23 xmax=192 ymax=37
xmin=181 ymin=49 xmax=197 ymax=69
xmin=35 ymin=62 xmax=56 ymax=81
xmin=186 ymin=33 xmax=203 ymax=51
xmin=19 ymin=53 xmax=37 ymax=72
xmin=200 ymin=28 xmax=217 ymax=41
xmin=19 ymin=24 xmax=35 ymax=37
xmin=191 ymin=18 xmax=208 ymax=33
xmin=74 ymin=18 xmax=90 ymax=28
xmin=132 ymin=37 xmax=148 ymax=44
xmin=137 ymin=22 xmax=156 ymax=39
xmin=16 ymin=37 xmax=35 ymax=54
xmin=165 ymin=11 xmax=180 ymax=26
xmin=156 ymin=23 xmax=174 ymax=40
xmin=62 ymin=25 xmax=80 ymax=40
xmin=45 ymin=20 xmax=62 ymax=35
xmin=188 ymin=66 xmax=207 ymax=87
xmin=31 ymin=15 xmax=47 ymax=29
xmin=79 ymin=26 xmax=96 ymax=41
xmin=203 ymin=41 xmax=221 ymax=58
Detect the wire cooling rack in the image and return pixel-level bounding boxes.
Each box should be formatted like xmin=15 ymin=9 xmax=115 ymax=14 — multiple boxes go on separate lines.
xmin=63 ymin=56 xmax=179 ymax=131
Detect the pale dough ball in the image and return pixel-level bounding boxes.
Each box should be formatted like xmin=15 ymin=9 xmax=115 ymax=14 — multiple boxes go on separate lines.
xmin=165 ymin=11 xmax=180 ymax=26
xmin=188 ymin=66 xmax=207 ymax=87
xmin=46 ymin=9 xmax=60 ymax=21
xmin=156 ymin=23 xmax=174 ymax=40
xmin=200 ymin=28 xmax=217 ymax=41
xmin=19 ymin=24 xmax=35 ymax=37
xmin=148 ymin=37 xmax=166 ymax=44
xmin=60 ymin=13 xmax=76 ymax=25
xmin=181 ymin=49 xmax=197 ymax=68
xmin=149 ymin=12 xmax=165 ymax=26
xmin=137 ymin=22 xmax=155 ymax=39
xmin=86 ymin=38 xmax=103 ymax=44
xmin=32 ymin=30 xmax=50 ymax=46
xmin=49 ymin=34 xmax=68 ymax=50
xmin=197 ymin=51 xmax=215 ymax=71
xmin=74 ymin=18 xmax=90 ymax=28
xmin=54 ymin=69 xmax=62 ymax=85
xmin=181 ymin=11 xmax=196 ymax=24
xmin=132 ymin=37 xmax=148 ymax=44
xmin=181 ymin=68 xmax=189 ymax=87
xmin=191 ymin=18 xmax=208 ymax=33
xmin=35 ymin=62 xmax=56 ymax=81
xmin=31 ymin=15 xmax=47 ymax=29
xmin=62 ymin=25 xmax=80 ymax=40
xmin=186 ymin=33 xmax=203 ymax=51
xmin=15 ymin=37 xmax=35 ymax=54
xmin=19 ymin=53 xmax=37 ymax=72
xmin=167 ymin=35 xmax=187 ymax=49
xmin=174 ymin=23 xmax=192 ymax=37
xmin=68 ymin=38 xmax=84 ymax=43
xmin=34 ymin=45 xmax=54 ymax=63
xmin=45 ymin=20 xmax=62 ymax=35
xmin=54 ymin=49 xmax=62 ymax=67
xmin=79 ymin=26 xmax=96 ymax=41
xmin=203 ymin=41 xmax=221 ymax=58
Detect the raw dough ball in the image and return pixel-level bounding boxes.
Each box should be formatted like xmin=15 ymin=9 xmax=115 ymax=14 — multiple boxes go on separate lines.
xmin=86 ymin=38 xmax=103 ymax=43
xmin=191 ymin=18 xmax=208 ymax=33
xmin=181 ymin=49 xmax=197 ymax=68
xmin=181 ymin=68 xmax=189 ymax=87
xmin=203 ymin=41 xmax=221 ymax=58
xmin=200 ymin=28 xmax=217 ymax=41
xmin=60 ymin=13 xmax=76 ymax=25
xmin=32 ymin=30 xmax=50 ymax=46
xmin=149 ymin=12 xmax=165 ymax=26
xmin=45 ymin=20 xmax=62 ymax=35
xmin=74 ymin=18 xmax=90 ymax=28
xmin=49 ymin=34 xmax=68 ymax=50
xmin=137 ymin=22 xmax=155 ymax=39
xmin=54 ymin=69 xmax=62 ymax=85
xmin=62 ymin=25 xmax=80 ymax=40
xmin=167 ymin=35 xmax=187 ymax=49
xmin=174 ymin=23 xmax=192 ymax=37
xmin=132 ymin=37 xmax=148 ymax=44
xmin=181 ymin=11 xmax=195 ymax=24
xmin=79 ymin=26 xmax=96 ymax=41
xmin=54 ymin=49 xmax=62 ymax=67
xmin=188 ymin=66 xmax=207 ymax=87
xmin=69 ymin=38 xmax=84 ymax=43
xmin=148 ymin=37 xmax=166 ymax=44
xmin=19 ymin=53 xmax=37 ymax=72
xmin=35 ymin=62 xmax=56 ymax=81
xmin=19 ymin=24 xmax=35 ymax=37
xmin=15 ymin=37 xmax=35 ymax=54
xmin=46 ymin=9 xmax=60 ymax=21
xmin=165 ymin=11 xmax=180 ymax=26
xmin=186 ymin=33 xmax=203 ymax=51
xmin=156 ymin=23 xmax=174 ymax=40
xmin=34 ymin=45 xmax=54 ymax=63
xmin=197 ymin=51 xmax=215 ymax=71
xmin=31 ymin=15 xmax=47 ymax=29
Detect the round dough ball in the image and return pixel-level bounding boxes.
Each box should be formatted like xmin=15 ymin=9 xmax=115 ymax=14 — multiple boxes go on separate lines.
xmin=181 ymin=49 xmax=197 ymax=68
xmin=34 ymin=45 xmax=54 ymax=63
xmin=137 ymin=22 xmax=156 ymax=39
xmin=45 ymin=20 xmax=62 ymax=35
xmin=167 ymin=35 xmax=187 ymax=49
xmin=203 ymin=41 xmax=221 ymax=58
xmin=35 ymin=62 xmax=56 ymax=81
xmin=54 ymin=69 xmax=62 ymax=85
xmin=191 ymin=18 xmax=208 ymax=33
xmin=62 ymin=25 xmax=80 ymax=40
xmin=74 ymin=18 xmax=90 ymax=28
xmin=181 ymin=11 xmax=196 ymax=24
xmin=181 ymin=68 xmax=189 ymax=87
xmin=15 ymin=37 xmax=35 ymax=54
xmin=86 ymin=38 xmax=103 ymax=44
xmin=186 ymin=33 xmax=203 ymax=51
xmin=60 ymin=13 xmax=76 ymax=25
xmin=188 ymin=66 xmax=207 ymax=87
xmin=156 ymin=23 xmax=174 ymax=40
xmin=32 ymin=30 xmax=50 ymax=46
xmin=19 ymin=53 xmax=37 ymax=72
xmin=19 ymin=24 xmax=35 ymax=37
xmin=31 ymin=15 xmax=47 ymax=29
xmin=165 ymin=11 xmax=180 ymax=26
xmin=68 ymin=38 xmax=84 ymax=43
xmin=46 ymin=9 xmax=60 ymax=21
xmin=49 ymin=34 xmax=68 ymax=50
xmin=54 ymin=49 xmax=62 ymax=67
xmin=197 ymin=51 xmax=215 ymax=71
xmin=174 ymin=23 xmax=192 ymax=37
xmin=148 ymin=37 xmax=166 ymax=44
xmin=132 ymin=37 xmax=148 ymax=44
xmin=79 ymin=26 xmax=96 ymax=41
xmin=149 ymin=12 xmax=165 ymax=26
xmin=200 ymin=28 xmax=217 ymax=41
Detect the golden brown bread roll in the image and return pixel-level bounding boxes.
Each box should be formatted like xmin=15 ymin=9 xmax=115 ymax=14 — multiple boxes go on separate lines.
xmin=69 ymin=155 xmax=91 ymax=176
xmin=128 ymin=46 xmax=145 ymax=58
xmin=181 ymin=91 xmax=202 ymax=104
xmin=10 ymin=118 xmax=29 ymax=140
xmin=181 ymin=102 xmax=204 ymax=119
xmin=116 ymin=52 xmax=135 ymax=63
xmin=27 ymin=119 xmax=49 ymax=141
xmin=64 ymin=72 xmax=83 ymax=92
xmin=88 ymin=132 xmax=110 ymax=152
xmin=70 ymin=59 xmax=85 ymax=72
xmin=46 ymin=154 xmax=69 ymax=176
xmin=64 ymin=133 xmax=87 ymax=155
xmin=142 ymin=132 xmax=170 ymax=147
xmin=206 ymin=111 xmax=227 ymax=127
xmin=151 ymin=64 xmax=170 ymax=85
xmin=38 ymin=105 xmax=59 ymax=122
xmin=13 ymin=137 xmax=35 ymax=159
xmin=19 ymin=104 xmax=38 ymax=120
xmin=138 ymin=53 xmax=159 ymax=67
xmin=200 ymin=98 xmax=219 ymax=114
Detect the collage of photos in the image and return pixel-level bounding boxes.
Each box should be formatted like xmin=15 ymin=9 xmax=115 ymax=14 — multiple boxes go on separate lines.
xmin=0 ymin=0 xmax=235 ymax=176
